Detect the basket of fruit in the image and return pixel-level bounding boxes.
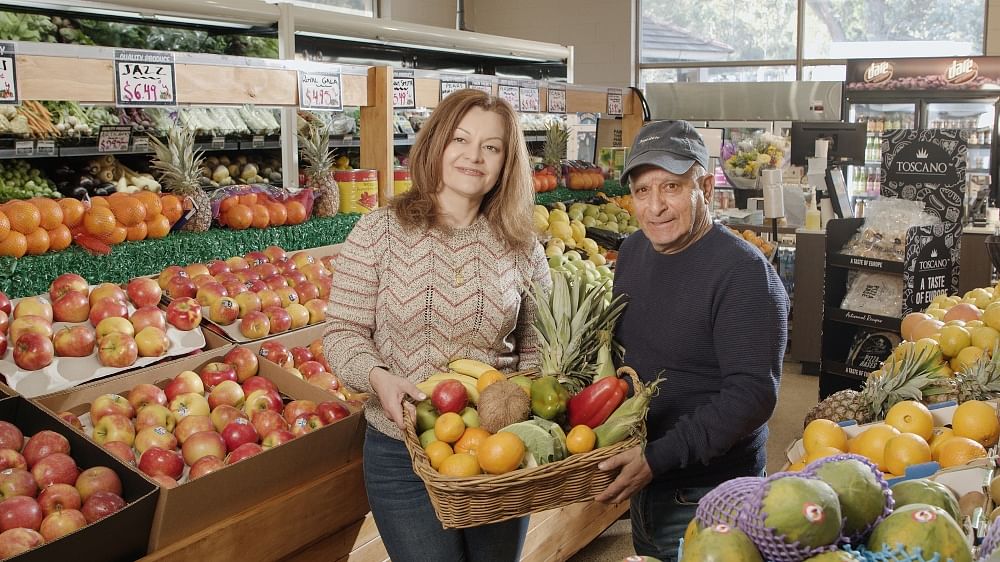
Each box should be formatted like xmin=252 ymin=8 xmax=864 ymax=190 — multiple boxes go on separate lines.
xmin=402 ymin=361 xmax=657 ymax=529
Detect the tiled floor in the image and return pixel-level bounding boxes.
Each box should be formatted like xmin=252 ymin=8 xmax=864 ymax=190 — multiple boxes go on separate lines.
xmin=567 ymin=362 xmax=819 ymax=561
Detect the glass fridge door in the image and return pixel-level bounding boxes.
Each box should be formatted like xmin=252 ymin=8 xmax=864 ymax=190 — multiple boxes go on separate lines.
xmin=847 ymin=103 xmax=917 ymax=198
xmin=925 ymin=101 xmax=996 ymax=206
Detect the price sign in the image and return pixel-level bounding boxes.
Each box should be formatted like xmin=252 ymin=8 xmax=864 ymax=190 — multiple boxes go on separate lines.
xmin=547 ymin=87 xmax=566 ymax=114
xmin=252 ymin=135 xmax=265 ymax=148
xmin=131 ymin=135 xmax=149 ymax=152
xmin=35 ymin=140 xmax=55 ymax=156
xmin=98 ymin=125 xmax=133 ymax=153
xmin=440 ymin=77 xmax=467 ymax=101
xmin=14 ymin=141 xmax=32 ymax=157
xmin=392 ymin=71 xmax=416 ymax=109
xmin=0 ymin=42 xmax=18 ymax=105
xmin=519 ymin=84 xmax=540 ymax=113
xmin=498 ymin=84 xmax=520 ymax=107
xmin=211 ymin=136 xmax=225 ymax=149
xmin=606 ymin=88 xmax=623 ymax=116
xmin=114 ymin=50 xmax=176 ymax=107
xmin=298 ymin=70 xmax=343 ymax=111
xmin=469 ymin=78 xmax=492 ymax=94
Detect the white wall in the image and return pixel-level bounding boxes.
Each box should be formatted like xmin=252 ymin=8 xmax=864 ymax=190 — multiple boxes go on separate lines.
xmin=387 ymin=0 xmax=457 ymax=29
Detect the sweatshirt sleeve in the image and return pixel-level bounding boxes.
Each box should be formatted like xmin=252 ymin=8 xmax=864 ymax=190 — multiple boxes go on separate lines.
xmin=642 ymin=256 xmax=788 ymax=477
xmin=513 ymin=242 xmax=551 ymax=370
xmin=323 ymin=215 xmax=387 ymax=395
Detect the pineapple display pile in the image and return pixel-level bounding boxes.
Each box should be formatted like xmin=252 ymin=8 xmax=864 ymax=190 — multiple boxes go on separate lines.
xmin=149 ymin=129 xmax=212 ymax=232
xmin=298 ymin=123 xmax=339 ymax=217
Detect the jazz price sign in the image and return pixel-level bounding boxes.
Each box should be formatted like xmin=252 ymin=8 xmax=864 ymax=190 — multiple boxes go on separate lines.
xmin=0 ymin=42 xmax=18 ymax=105
xmin=114 ymin=50 xmax=176 ymax=107
xmin=299 ymin=71 xmax=343 ymax=111
xmin=393 ymin=72 xmax=416 ymax=109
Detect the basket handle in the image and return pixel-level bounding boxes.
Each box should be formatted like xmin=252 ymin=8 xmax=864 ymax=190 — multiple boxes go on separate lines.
xmin=616 ymin=365 xmax=642 ymax=391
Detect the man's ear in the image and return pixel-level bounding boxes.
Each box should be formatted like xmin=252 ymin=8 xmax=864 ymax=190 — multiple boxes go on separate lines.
xmin=700 ymin=173 xmax=715 ymax=203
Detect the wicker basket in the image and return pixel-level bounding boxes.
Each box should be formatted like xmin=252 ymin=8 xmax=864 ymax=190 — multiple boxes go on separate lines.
xmin=402 ymin=368 xmax=645 ymax=529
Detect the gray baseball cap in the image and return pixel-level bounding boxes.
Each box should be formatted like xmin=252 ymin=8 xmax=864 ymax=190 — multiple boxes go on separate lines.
xmin=621 ymin=120 xmax=710 ymax=185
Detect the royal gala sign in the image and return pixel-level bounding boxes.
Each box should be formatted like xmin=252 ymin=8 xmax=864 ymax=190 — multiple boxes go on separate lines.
xmin=880 ymin=129 xmax=966 ymax=223
xmin=847 ymin=56 xmax=1000 ymax=90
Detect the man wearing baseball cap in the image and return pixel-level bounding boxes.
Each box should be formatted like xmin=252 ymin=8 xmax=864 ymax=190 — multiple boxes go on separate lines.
xmin=596 ymin=120 xmax=789 ymax=560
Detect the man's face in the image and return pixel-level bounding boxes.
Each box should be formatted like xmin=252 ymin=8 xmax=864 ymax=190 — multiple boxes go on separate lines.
xmin=629 ymin=165 xmax=713 ymax=254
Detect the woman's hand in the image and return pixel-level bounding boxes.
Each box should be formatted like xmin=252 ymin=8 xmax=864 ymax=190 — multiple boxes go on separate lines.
xmin=370 ymin=366 xmax=426 ymax=430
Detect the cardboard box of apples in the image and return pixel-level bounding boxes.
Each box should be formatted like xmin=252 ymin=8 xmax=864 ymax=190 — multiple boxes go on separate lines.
xmin=0 ymin=396 xmax=158 ymax=561
xmin=34 ymin=344 xmax=364 ymax=551
xmin=155 ymin=245 xmax=336 ymax=344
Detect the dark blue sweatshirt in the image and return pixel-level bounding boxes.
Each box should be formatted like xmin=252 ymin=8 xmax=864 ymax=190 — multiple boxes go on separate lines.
xmin=613 ymin=223 xmax=788 ymax=487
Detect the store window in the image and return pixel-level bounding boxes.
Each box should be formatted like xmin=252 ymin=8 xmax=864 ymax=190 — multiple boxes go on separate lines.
xmin=802 ymin=65 xmax=846 ymax=81
xmin=291 ymin=0 xmax=374 ymax=17
xmin=640 ymin=66 xmax=795 ymax=88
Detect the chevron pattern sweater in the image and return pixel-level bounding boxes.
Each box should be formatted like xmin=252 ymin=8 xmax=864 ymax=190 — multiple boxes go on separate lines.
xmin=324 ymin=208 xmax=551 ymax=440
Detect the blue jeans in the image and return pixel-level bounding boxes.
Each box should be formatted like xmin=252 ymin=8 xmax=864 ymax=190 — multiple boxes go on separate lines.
xmin=363 ymin=426 xmax=529 ymax=561
xmin=630 ymin=482 xmax=714 ymax=562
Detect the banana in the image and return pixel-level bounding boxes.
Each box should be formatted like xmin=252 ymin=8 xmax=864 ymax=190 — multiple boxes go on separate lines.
xmin=417 ymin=373 xmax=480 ymax=404
xmin=447 ymin=359 xmax=497 ymax=379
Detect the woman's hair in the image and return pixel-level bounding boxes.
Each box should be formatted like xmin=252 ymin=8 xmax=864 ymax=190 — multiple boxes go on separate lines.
xmin=391 ymin=89 xmax=535 ymax=251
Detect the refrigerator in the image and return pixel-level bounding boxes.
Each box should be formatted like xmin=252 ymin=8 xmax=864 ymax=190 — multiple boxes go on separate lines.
xmin=843 ymin=57 xmax=1000 ymax=207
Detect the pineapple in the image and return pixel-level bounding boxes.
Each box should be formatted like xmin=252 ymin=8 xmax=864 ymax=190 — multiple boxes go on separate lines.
xmin=149 ymin=129 xmax=211 ymax=232
xmin=542 ymin=122 xmax=569 ymax=184
xmin=952 ymin=345 xmax=1000 ymax=402
xmin=804 ymin=346 xmax=943 ymax=427
xmin=298 ymin=124 xmax=339 ymax=217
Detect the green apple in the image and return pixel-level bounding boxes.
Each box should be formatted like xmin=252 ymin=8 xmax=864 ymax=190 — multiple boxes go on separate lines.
xmin=419 ymin=428 xmax=438 ymax=448
xmin=564 ymin=251 xmax=582 ymax=262
xmin=547 ymin=255 xmax=567 ymax=269
xmin=459 ymin=407 xmax=480 ymax=428
xmin=415 ymin=400 xmax=439 ymax=433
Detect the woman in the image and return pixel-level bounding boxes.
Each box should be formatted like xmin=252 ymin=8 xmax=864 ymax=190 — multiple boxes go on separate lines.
xmin=324 ymin=89 xmax=550 ymax=561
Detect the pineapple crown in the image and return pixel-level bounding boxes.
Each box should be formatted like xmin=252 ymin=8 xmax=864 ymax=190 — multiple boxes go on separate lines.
xmin=542 ymin=122 xmax=569 ymax=168
xmin=861 ymin=346 xmax=941 ymax=418
xmin=149 ymin=128 xmax=204 ymax=188
xmin=298 ymin=123 xmax=333 ymax=174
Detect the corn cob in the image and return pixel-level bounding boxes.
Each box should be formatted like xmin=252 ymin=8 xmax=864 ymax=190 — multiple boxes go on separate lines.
xmin=594 ymin=367 xmax=662 ymax=448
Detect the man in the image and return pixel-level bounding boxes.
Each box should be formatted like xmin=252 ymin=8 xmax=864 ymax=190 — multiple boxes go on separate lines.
xmin=596 ymin=120 xmax=788 ymax=560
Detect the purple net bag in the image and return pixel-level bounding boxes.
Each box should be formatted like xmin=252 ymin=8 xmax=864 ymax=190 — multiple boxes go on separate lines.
xmin=845 ymin=544 xmax=944 ymax=561
xmin=804 ymin=453 xmax=894 ymax=543
xmin=695 ymin=476 xmax=764 ymax=528
xmin=978 ymin=516 xmax=1000 ymax=561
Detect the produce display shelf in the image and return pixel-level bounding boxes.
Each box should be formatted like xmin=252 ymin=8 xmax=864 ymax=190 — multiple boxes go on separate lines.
xmin=824 ymin=306 xmax=902 ymax=332
xmin=0 ymin=214 xmax=361 ymax=298
xmin=194 ymin=140 xmax=241 ymax=151
xmin=827 ymin=252 xmax=905 ymax=274
xmin=524 ymin=134 xmax=546 ymax=142
xmin=533 ymin=181 xmax=629 ymax=206
xmin=330 ymin=137 xmax=362 ymax=148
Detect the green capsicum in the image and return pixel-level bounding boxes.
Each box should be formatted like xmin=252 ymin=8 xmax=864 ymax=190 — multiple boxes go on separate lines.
xmin=530 ymin=376 xmax=569 ymax=420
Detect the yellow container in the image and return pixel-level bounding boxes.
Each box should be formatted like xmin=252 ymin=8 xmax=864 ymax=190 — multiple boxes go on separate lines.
xmin=335 ymin=170 xmax=379 ymax=213
xmin=393 ymin=167 xmax=412 ymax=196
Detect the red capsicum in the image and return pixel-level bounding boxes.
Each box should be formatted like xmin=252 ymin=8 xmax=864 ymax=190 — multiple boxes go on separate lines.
xmin=567 ymin=376 xmax=629 ymax=428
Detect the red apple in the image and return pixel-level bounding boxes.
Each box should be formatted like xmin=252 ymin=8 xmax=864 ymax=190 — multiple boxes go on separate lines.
xmin=158 ymin=266 xmax=185 ymax=289
xmin=317 ymin=401 xmax=351 ymax=424
xmin=284 ymin=270 xmax=307 ymax=287
xmin=258 ymin=341 xmax=292 ymax=368
xmin=256 ymin=289 xmax=282 ymax=311
xmin=135 ymin=326 xmax=170 ymax=357
xmin=263 ymin=274 xmax=288 ymax=290
xmin=153 ymin=474 xmax=179 ymax=489
xmin=12 ymin=333 xmax=54 ymax=371
xmin=134 ymin=404 xmax=176 ymax=433
xmin=316 ymin=277 xmax=333 ymax=300
xmin=37 ymin=483 xmax=80 ymax=515
xmin=57 ymin=412 xmax=83 ymax=432
xmin=250 ymin=410 xmax=288 ymax=439
xmin=275 ymin=258 xmax=297 ymax=275
xmin=223 ymin=347 xmax=259 ymax=382
xmin=432 ymin=379 xmax=468 ymax=414
xmin=225 ymin=442 xmax=263 ymax=465
xmin=299 ymin=360 xmax=327 ymax=378
xmin=295 ymin=282 xmax=320 ymax=304
xmin=0 ymin=324 xmax=7 ymax=353
xmin=244 ymin=389 xmax=282 ymax=415
xmin=292 ymin=252 xmax=316 ymax=269
xmin=134 ymin=426 xmax=177 ymax=455
xmin=9 ymin=315 xmax=53 ymax=345
xmin=196 ymin=282 xmax=228 ymax=308
xmin=173 ymin=415 xmax=213 ymax=445
xmin=89 ymin=283 xmax=126 ymax=306
xmin=0 ymin=422 xmax=23 ymax=451
xmin=0 ymin=451 xmax=25 ymax=472
xmin=200 ymin=362 xmax=238 ymax=390
xmin=52 ymin=290 xmax=90 ymax=323
xmin=285 ymin=303 xmax=309 ymax=330
xmin=164 ymin=370 xmax=204 ymax=402
xmin=128 ymin=383 xmax=167 ymax=412
xmin=22 ymin=431 xmax=69 ymax=469
xmin=184 ymin=263 xmax=211 ymax=279
xmin=165 ymin=275 xmax=198 ymax=300
xmin=90 ymin=393 xmax=134 ymax=424
xmin=74 ymin=466 xmax=121 ymax=503
xmin=210 ymin=405 xmax=247 ymax=433
xmin=126 ymin=277 xmax=162 ymax=308
xmin=52 ymin=325 xmax=96 ymax=358
xmin=97 ymin=332 xmax=138 ymax=368
xmin=138 ymin=447 xmax=183 ymax=479
xmin=282 ymin=400 xmax=317 ymax=425
xmin=39 ymin=508 xmax=86 ymax=541
xmin=0 ymin=468 xmax=37 ymax=499
xmin=169 ymin=392 xmax=210 ymax=420
xmin=263 ymin=246 xmax=286 ymax=263
xmin=207 ymin=260 xmax=230 ymax=276
xmin=223 ymin=280 xmax=248 ymax=298
xmin=12 ymin=297 xmax=52 ymax=322
xmin=208 ymin=380 xmax=244 ymax=410
xmin=102 ymin=442 xmax=135 ymax=465
xmin=245 ymin=251 xmax=269 ymax=267
xmin=191 ymin=274 xmax=216 ymax=289
xmin=0 ymin=292 xmax=10 ymax=316
xmin=95 ymin=316 xmax=135 ymax=340
xmin=275 ymin=287 xmax=299 ymax=309
xmin=81 ymin=491 xmax=125 ymax=523
xmin=307 ymin=372 xmax=341 ymax=393
xmin=261 ymin=429 xmax=296 ymax=449
xmin=182 ymin=431 xmax=228 ymax=467
xmin=31 ymin=453 xmax=78 ymax=488
xmin=0 ymin=527 xmax=42 ymax=557
xmin=254 ymin=263 xmax=279 ymax=279
xmin=91 ymin=414 xmax=135 ymax=447
xmin=220 ymin=419 xmax=258 ymax=453
xmin=320 ymin=255 xmax=337 ymax=272
xmin=290 ymin=347 xmax=314 ymax=367
xmin=290 ymin=413 xmax=325 ymax=437
xmin=226 ymin=256 xmax=250 ymax=272
xmin=241 ymin=376 xmax=277 ymax=396
xmin=243 ymin=279 xmax=267 ymax=294
xmin=208 ymin=297 xmax=240 ymax=326
xmin=0 ymin=496 xmax=42 ymax=531
xmin=301 ymin=263 xmax=330 ymax=284
xmin=188 ymin=455 xmax=226 ymax=480
xmin=130 ymin=306 xmax=167 ymax=333
xmin=49 ymin=273 xmax=89 ymax=302
xmin=239 ymin=311 xmax=270 ymax=339
xmin=166 ymin=297 xmax=202 ymax=331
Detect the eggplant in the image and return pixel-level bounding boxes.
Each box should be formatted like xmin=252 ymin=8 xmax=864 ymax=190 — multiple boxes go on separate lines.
xmin=94 ymin=184 xmax=116 ymax=197
xmin=72 ymin=186 xmax=89 ymax=200
xmin=78 ymin=174 xmax=96 ymax=190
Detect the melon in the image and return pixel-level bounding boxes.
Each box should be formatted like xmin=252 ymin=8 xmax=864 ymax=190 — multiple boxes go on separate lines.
xmin=811 ymin=458 xmax=889 ymax=538
xmin=867 ymin=503 xmax=971 ymax=562
xmin=760 ymin=476 xmax=842 ymax=548
xmin=803 ymin=552 xmax=863 ymax=561
xmin=890 ymin=478 xmax=960 ymax=524
xmin=681 ymin=524 xmax=762 ymax=562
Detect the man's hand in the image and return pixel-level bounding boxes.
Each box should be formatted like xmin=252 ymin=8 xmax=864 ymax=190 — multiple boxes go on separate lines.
xmin=595 ymin=446 xmax=652 ymax=504
xmin=370 ymin=367 xmax=425 ymax=430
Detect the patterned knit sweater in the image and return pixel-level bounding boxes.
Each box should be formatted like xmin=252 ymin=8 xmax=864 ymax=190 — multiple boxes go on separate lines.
xmin=324 ymin=207 xmax=551 ymax=440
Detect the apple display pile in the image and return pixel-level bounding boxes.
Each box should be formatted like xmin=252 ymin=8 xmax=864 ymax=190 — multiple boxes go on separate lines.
xmin=255 ymin=339 xmax=361 ymax=403
xmin=156 ymin=245 xmax=335 ymax=341
xmin=63 ymin=349 xmax=351 ymax=488
xmin=0 ymin=420 xmax=128 ymax=559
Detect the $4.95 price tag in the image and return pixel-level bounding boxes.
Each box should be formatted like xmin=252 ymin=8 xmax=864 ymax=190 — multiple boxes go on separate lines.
xmin=299 ymin=70 xmax=343 ymax=111
xmin=114 ymin=50 xmax=176 ymax=107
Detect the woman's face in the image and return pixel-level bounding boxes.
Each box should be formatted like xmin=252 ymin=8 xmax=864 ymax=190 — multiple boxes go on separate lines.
xmin=439 ymin=106 xmax=506 ymax=203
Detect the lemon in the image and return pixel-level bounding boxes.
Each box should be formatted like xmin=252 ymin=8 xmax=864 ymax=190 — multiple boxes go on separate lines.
xmin=937 ymin=325 xmax=971 ymax=358
xmin=547 ymin=221 xmax=573 ymax=242
xmin=971 ymin=326 xmax=1000 ymax=353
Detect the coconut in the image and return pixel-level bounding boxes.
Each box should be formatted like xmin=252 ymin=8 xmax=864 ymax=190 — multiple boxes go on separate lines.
xmin=478 ymin=380 xmax=530 ymax=434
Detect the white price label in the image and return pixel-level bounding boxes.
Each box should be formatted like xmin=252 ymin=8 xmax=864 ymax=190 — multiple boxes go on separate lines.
xmin=299 ymin=71 xmax=343 ymax=111
xmin=547 ymin=89 xmax=566 ymax=113
xmin=115 ymin=50 xmax=177 ymax=107
xmin=252 ymin=135 xmax=265 ymax=148
xmin=498 ymin=84 xmax=520 ymax=107
xmin=211 ymin=136 xmax=225 ymax=149
xmin=469 ymin=79 xmax=492 ymax=94
xmin=519 ymin=87 xmax=540 ymax=113
xmin=98 ymin=126 xmax=132 ymax=153
xmin=392 ymin=77 xmax=416 ymax=109
xmin=440 ymin=80 xmax=466 ymax=101
xmin=131 ymin=135 xmax=149 ymax=152
xmin=606 ymin=88 xmax=623 ymax=116
xmin=35 ymin=140 xmax=55 ymax=156
xmin=0 ymin=42 xmax=18 ymax=105
xmin=14 ymin=141 xmax=32 ymax=156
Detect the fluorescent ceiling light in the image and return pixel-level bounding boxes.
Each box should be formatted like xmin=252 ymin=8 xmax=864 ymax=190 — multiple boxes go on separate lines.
xmin=151 ymin=14 xmax=255 ymax=29
xmin=296 ymin=30 xmax=550 ymax=62
xmin=0 ymin=0 xmax=142 ymax=18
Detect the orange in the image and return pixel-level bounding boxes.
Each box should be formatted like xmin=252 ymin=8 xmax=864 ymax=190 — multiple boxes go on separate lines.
xmin=46 ymin=225 xmax=72 ymax=252
xmin=145 ymin=214 xmax=171 ymax=239
xmin=0 ymin=210 xmax=9 ymax=241
xmin=454 ymin=427 xmax=490 ymax=455
xmin=58 ymin=198 xmax=85 ymax=228
xmin=226 ymin=205 xmax=253 ymax=230
xmin=929 ymin=427 xmax=955 ymax=460
xmin=434 ymin=412 xmax=465 ymax=444
xmin=566 ymin=425 xmax=596 ymax=455
xmin=133 ymin=191 xmax=162 ymax=217
xmin=848 ymin=424 xmax=900 ymax=472
xmin=109 ymin=197 xmax=146 ymax=227
xmin=30 ymin=198 xmax=62 ymax=230
xmin=285 ymin=201 xmax=307 ymax=225
xmin=160 ymin=195 xmax=183 ymax=224
xmin=104 ymin=224 xmax=127 ymax=245
xmin=125 ymin=221 xmax=148 ymax=241
xmin=0 ymin=231 xmax=26 ymax=258
xmin=477 ymin=432 xmax=525 ymax=475
xmin=5 ymin=201 xmax=40 ymax=234
xmin=476 ymin=370 xmax=506 ymax=394
xmin=884 ymin=401 xmax=934 ymax=441
xmin=219 ymin=196 xmax=239 ymax=215
xmin=936 ymin=436 xmax=987 ymax=468
xmin=804 ymin=446 xmax=844 ymax=465
xmin=424 ymin=440 xmax=453 ymax=471
xmin=951 ymin=400 xmax=1000 ymax=447
xmin=251 ymin=204 xmax=270 ymax=229
xmin=239 ymin=194 xmax=258 ymax=206
xmin=803 ymin=419 xmax=848 ymax=454
xmin=83 ymin=206 xmax=117 ymax=239
xmin=265 ymin=203 xmax=287 ymax=227
xmin=883 ymin=432 xmax=931 ymax=476
xmin=89 ymin=196 xmax=109 ymax=207
xmin=437 ymin=453 xmax=480 ymax=477
xmin=24 ymin=227 xmax=49 ymax=255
